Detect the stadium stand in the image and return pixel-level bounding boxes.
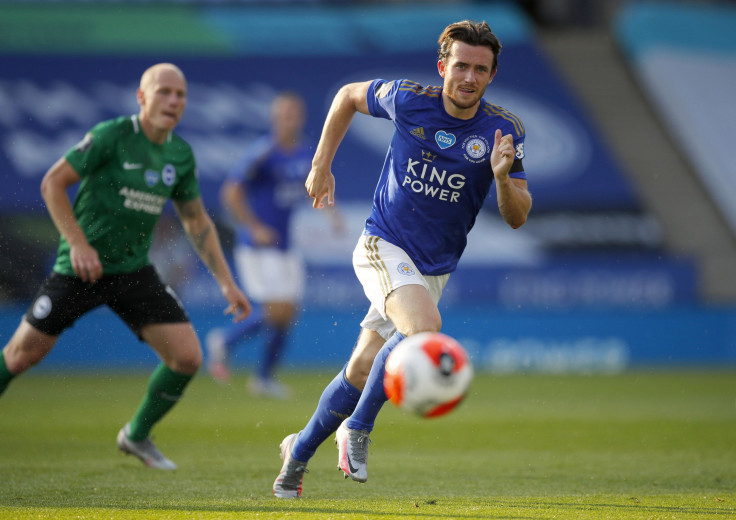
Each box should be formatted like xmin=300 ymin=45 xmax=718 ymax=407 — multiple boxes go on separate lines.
xmin=1 ymin=1 xmax=734 ymax=369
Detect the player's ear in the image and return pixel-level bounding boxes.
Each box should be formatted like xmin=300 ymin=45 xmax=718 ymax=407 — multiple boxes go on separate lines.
xmin=487 ymin=68 xmax=497 ymax=85
xmin=136 ymin=88 xmax=145 ymax=107
xmin=437 ymin=59 xmax=446 ymax=78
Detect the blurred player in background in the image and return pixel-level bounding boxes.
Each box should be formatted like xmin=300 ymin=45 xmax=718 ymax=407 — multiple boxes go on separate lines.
xmin=205 ymin=92 xmax=342 ymax=398
xmin=273 ymin=20 xmax=532 ymax=497
xmin=0 ymin=63 xmax=251 ymax=470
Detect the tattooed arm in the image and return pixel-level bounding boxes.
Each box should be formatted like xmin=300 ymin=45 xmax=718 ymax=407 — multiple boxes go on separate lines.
xmin=173 ymin=197 xmax=251 ymax=322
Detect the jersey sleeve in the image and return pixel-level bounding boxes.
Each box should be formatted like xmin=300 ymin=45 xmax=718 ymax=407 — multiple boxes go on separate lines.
xmin=366 ymin=79 xmax=400 ymax=121
xmin=504 ymin=110 xmax=527 ymax=180
xmin=509 ymin=131 xmax=526 ymax=180
xmin=63 ymin=120 xmax=117 ymax=177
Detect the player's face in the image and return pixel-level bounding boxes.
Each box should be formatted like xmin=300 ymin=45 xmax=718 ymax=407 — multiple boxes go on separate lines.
xmin=438 ymin=41 xmax=497 ymax=118
xmin=272 ymin=96 xmax=306 ymax=145
xmin=138 ymin=68 xmax=187 ymax=137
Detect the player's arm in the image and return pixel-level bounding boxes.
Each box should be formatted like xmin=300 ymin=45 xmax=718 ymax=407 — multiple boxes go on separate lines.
xmin=490 ymin=129 xmax=532 ymax=229
xmin=306 ymin=81 xmax=372 ymax=209
xmin=220 ymin=179 xmax=277 ymax=245
xmin=173 ymin=197 xmax=251 ymax=321
xmin=40 ymin=157 xmax=103 ymax=283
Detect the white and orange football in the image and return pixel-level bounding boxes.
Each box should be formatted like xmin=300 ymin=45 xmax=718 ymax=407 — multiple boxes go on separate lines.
xmin=384 ymin=332 xmax=473 ymax=418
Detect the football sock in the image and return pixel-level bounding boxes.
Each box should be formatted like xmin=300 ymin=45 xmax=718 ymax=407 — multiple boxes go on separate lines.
xmin=0 ymin=351 xmax=16 ymax=396
xmin=222 ymin=305 xmax=264 ymax=351
xmin=127 ymin=363 xmax=193 ymax=441
xmin=346 ymin=331 xmax=405 ymax=432
xmin=292 ymin=364 xmax=362 ymax=462
xmin=258 ymin=326 xmax=288 ymax=380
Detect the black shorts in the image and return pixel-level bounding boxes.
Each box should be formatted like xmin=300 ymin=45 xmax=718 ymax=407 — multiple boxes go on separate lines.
xmin=25 ymin=265 xmax=189 ymax=338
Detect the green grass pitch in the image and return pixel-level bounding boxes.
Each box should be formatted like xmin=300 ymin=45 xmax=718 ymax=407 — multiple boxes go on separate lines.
xmin=0 ymin=370 xmax=733 ymax=519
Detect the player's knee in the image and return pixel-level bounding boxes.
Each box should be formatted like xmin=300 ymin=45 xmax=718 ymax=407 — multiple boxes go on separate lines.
xmin=345 ymin=355 xmax=373 ymax=390
xmin=400 ymin=313 xmax=442 ymax=337
xmin=4 ymin=341 xmax=47 ymax=373
xmin=4 ymin=324 xmax=57 ymax=373
xmin=265 ymin=302 xmax=297 ymax=328
xmin=170 ymin=348 xmax=202 ymax=375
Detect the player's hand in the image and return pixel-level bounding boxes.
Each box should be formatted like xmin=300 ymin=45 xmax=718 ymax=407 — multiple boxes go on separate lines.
xmin=221 ymin=283 xmax=251 ymax=323
xmin=490 ymin=129 xmax=515 ymax=180
xmin=305 ymin=166 xmax=335 ymax=209
xmin=70 ymin=242 xmax=103 ymax=283
xmin=251 ymin=223 xmax=279 ymax=246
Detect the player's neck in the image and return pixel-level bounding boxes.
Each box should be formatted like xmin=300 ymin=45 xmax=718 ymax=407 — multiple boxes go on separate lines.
xmin=138 ymin=115 xmax=170 ymax=145
xmin=441 ymin=95 xmax=479 ymax=120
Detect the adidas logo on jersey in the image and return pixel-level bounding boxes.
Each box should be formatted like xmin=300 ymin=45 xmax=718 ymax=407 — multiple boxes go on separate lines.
xmin=410 ymin=127 xmax=426 ymax=140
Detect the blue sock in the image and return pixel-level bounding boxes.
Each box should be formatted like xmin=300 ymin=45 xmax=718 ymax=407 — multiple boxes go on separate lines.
xmin=346 ymin=331 xmax=405 ymax=432
xmin=292 ymin=365 xmax=362 ymax=462
xmin=222 ymin=305 xmax=264 ymax=351
xmin=258 ymin=326 xmax=288 ymax=380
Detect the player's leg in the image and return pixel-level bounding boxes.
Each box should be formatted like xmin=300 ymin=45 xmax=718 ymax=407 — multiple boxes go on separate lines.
xmin=294 ymin=328 xmax=384 ymax=459
xmin=206 ymin=246 xmax=264 ymax=382
xmin=252 ymin=251 xmax=304 ymax=392
xmin=1 ymin=320 xmax=58 ymax=395
xmin=345 ymin=235 xmax=443 ymax=433
xmin=336 ymin=284 xmax=441 ymax=482
xmin=251 ymin=300 xmax=296 ymax=398
xmin=115 ymin=321 xmax=199 ymax=470
xmin=206 ymin=306 xmax=263 ymax=383
xmin=337 ymin=236 xmax=448 ymax=481
xmin=111 ymin=266 xmax=196 ymax=469
xmin=273 ymin=328 xmax=383 ymax=497
xmin=134 ymin=321 xmax=201 ymax=432
xmin=347 ymin=283 xmax=441 ymax=432
xmin=2 ymin=271 xmax=99 ymax=395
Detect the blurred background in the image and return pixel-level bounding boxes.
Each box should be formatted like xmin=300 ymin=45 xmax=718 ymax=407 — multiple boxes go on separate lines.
xmin=0 ymin=0 xmax=735 ymax=372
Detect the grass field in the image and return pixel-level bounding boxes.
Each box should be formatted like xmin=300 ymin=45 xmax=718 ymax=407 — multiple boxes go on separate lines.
xmin=0 ymin=369 xmax=734 ymax=519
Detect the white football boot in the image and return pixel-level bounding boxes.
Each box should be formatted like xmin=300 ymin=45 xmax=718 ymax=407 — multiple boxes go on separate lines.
xmin=116 ymin=423 xmax=177 ymax=470
xmin=273 ymin=433 xmax=308 ymax=498
xmin=335 ymin=420 xmax=370 ymax=483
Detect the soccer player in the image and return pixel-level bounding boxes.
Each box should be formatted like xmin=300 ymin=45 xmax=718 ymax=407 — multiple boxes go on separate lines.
xmin=273 ymin=20 xmax=532 ymax=497
xmin=0 ymin=63 xmax=251 ymax=470
xmin=205 ymin=92 xmax=341 ymax=397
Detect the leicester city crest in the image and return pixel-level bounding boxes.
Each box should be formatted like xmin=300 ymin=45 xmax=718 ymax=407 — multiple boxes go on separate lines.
xmin=397 ymin=262 xmax=415 ymax=276
xmin=462 ymin=135 xmax=489 ymax=164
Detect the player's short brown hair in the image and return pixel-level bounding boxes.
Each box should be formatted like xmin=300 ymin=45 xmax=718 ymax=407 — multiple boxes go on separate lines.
xmin=438 ymin=20 xmax=502 ymax=71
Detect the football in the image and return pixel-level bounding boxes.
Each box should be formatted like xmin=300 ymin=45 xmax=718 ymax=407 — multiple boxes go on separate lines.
xmin=383 ymin=332 xmax=473 ymax=418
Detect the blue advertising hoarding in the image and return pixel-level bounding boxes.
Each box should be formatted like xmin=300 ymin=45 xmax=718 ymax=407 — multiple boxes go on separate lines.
xmin=0 ymin=303 xmax=733 ymax=371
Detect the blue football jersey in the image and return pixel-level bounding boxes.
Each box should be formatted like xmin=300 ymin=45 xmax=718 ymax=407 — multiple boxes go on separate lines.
xmin=229 ymin=135 xmax=312 ymax=250
xmin=364 ymin=79 xmax=527 ymax=275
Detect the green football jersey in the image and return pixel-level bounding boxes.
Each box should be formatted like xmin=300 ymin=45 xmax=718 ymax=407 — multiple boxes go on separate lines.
xmin=53 ymin=115 xmax=200 ymax=276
